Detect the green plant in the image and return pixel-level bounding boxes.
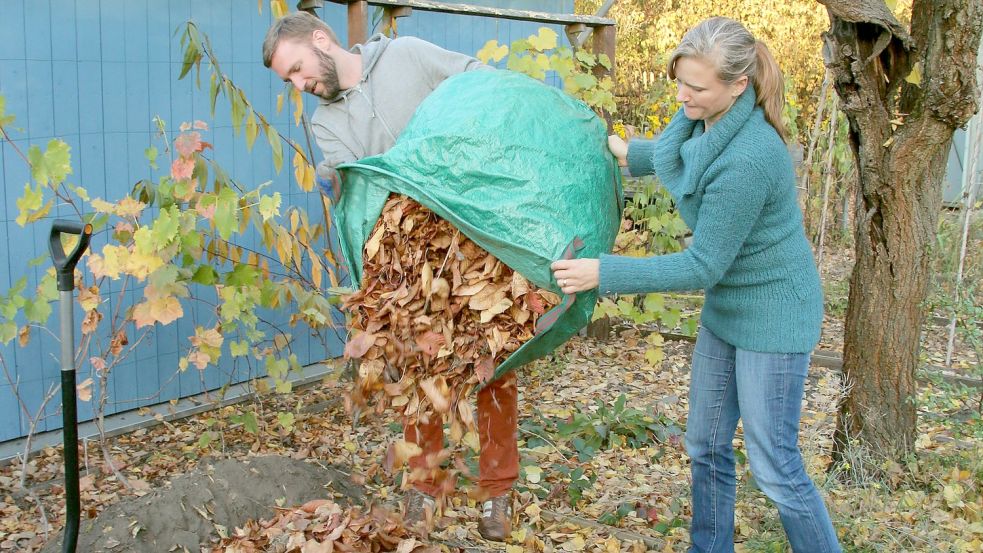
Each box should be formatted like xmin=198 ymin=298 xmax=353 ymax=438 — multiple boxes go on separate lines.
xmin=556 ymin=394 xmax=682 ymax=460
xmin=476 ymin=27 xmax=616 ymax=115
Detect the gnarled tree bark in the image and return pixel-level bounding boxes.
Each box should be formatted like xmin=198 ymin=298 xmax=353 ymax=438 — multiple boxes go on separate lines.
xmin=818 ymin=0 xmax=982 ymax=460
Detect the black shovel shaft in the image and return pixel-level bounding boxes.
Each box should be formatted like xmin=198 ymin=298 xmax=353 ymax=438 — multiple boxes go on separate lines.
xmin=60 ymin=363 xmax=79 ymax=553
xmin=50 ymin=220 xmax=90 ymax=553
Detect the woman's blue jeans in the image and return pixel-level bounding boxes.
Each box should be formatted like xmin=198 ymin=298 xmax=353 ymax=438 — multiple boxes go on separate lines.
xmin=685 ymin=327 xmax=841 ymax=553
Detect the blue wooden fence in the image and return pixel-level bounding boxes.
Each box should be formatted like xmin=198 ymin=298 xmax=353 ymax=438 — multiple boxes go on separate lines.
xmin=0 ymin=0 xmax=573 ymax=442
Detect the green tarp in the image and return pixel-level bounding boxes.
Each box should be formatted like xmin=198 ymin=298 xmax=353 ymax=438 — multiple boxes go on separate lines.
xmin=335 ymin=70 xmax=622 ymax=381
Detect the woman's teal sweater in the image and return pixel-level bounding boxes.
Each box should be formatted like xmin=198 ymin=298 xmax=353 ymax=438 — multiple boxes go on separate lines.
xmin=600 ymin=88 xmax=823 ymax=353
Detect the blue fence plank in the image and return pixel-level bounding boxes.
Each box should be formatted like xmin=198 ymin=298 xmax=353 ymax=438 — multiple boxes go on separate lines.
xmin=125 ymin=63 xmax=152 ymax=134
xmin=77 ymin=62 xmax=105 ymax=135
xmin=75 ymin=0 xmax=101 ymax=62
xmin=0 ymin=60 xmax=29 ymax=139
xmin=16 ymin=379 xmax=52 ymax=436
xmin=24 ymin=0 xmax=53 ymax=62
xmin=99 ymin=0 xmax=127 ymax=63
xmin=0 ymin=384 xmax=23 ymax=443
xmin=124 ymin=1 xmax=150 ymax=63
xmin=51 ymin=60 xmax=81 ymax=137
xmin=25 ymin=61 xmax=55 ymax=139
xmin=100 ymin=63 xmax=128 ymax=133
xmin=147 ymin=1 xmax=172 ymax=64
xmin=50 ymin=0 xmax=79 ymax=62
xmin=77 ymin=133 xmax=107 ymax=202
xmin=0 ymin=0 xmax=26 ymax=61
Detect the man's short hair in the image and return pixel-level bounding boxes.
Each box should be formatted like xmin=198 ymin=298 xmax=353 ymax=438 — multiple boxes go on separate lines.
xmin=262 ymin=12 xmax=340 ymax=67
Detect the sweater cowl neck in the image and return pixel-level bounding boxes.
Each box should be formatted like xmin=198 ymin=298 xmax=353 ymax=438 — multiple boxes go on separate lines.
xmin=653 ymin=86 xmax=758 ymax=197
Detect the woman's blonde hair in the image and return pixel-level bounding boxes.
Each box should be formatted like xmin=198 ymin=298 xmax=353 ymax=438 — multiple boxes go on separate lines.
xmin=667 ymin=17 xmax=788 ymax=142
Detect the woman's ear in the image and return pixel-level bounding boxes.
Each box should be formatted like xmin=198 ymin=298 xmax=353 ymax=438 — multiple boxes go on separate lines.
xmin=732 ymin=75 xmax=749 ymax=97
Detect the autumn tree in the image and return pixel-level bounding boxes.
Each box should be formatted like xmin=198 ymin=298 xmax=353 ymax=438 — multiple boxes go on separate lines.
xmin=820 ymin=0 xmax=983 ymax=460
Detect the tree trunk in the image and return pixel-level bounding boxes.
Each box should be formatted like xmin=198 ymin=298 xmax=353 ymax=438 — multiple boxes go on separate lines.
xmin=818 ymin=0 xmax=982 ymax=460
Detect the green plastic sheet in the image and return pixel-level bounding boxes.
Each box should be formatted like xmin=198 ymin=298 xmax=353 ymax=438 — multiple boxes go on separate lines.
xmin=335 ymin=70 xmax=622 ymax=381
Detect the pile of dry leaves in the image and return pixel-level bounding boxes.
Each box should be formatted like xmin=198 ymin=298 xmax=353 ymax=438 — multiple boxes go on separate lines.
xmin=341 ymin=195 xmax=558 ymax=458
xmin=212 ymin=499 xmax=438 ymax=553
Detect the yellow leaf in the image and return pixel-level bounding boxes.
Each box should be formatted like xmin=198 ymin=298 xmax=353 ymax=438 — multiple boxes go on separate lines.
xmin=479 ymin=297 xmax=513 ymax=323
xmin=462 ymin=431 xmax=480 ymax=452
xmin=561 ymin=534 xmax=585 ymax=551
xmin=905 ymin=62 xmax=922 ymax=86
xmin=525 ymin=465 xmax=542 ymax=484
xmin=364 ymin=225 xmax=385 ymax=261
xmin=293 ymin=150 xmax=311 ymax=191
xmin=132 ymin=296 xmax=183 ymax=328
xmin=528 ymin=27 xmax=558 ymax=52
xmin=116 ymin=197 xmax=146 ymax=218
xmin=78 ymin=286 xmax=101 ymax=311
xmin=276 ymin=92 xmax=284 ymax=115
xmin=307 ymin=246 xmax=323 ymax=289
xmin=302 ymin=161 xmax=316 ymax=192
xmin=291 ymin=86 xmax=303 ymax=126
xmin=90 ymin=198 xmax=116 ymax=213
xmin=477 ymin=40 xmax=508 ymax=64
xmin=245 ymin=111 xmax=259 ymax=149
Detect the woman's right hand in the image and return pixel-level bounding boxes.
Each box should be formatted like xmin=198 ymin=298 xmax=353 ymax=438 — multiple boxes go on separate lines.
xmin=608 ymin=135 xmax=628 ymax=167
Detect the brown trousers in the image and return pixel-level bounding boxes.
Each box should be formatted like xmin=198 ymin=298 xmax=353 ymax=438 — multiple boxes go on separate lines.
xmin=404 ymin=373 xmax=518 ymax=498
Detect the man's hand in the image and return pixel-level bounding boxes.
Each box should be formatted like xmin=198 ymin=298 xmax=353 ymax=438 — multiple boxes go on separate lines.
xmin=551 ymin=258 xmax=600 ymax=294
xmin=315 ymin=167 xmax=342 ymax=201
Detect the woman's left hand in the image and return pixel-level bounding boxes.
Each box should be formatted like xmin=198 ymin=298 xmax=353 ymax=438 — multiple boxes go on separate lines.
xmin=551 ymin=258 xmax=600 ymax=294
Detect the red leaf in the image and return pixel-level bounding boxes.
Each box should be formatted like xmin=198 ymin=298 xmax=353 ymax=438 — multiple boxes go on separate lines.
xmin=174 ymin=131 xmax=202 ymax=158
xmin=170 ymin=156 xmax=195 ymax=181
xmin=525 ymin=291 xmax=546 ymax=314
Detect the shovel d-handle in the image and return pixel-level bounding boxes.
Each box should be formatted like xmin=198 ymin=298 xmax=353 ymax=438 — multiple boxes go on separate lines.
xmin=49 ymin=220 xmax=90 ymax=553
xmin=49 ymin=220 xmax=92 ymax=292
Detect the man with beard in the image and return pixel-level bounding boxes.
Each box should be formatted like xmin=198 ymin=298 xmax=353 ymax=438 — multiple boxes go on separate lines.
xmin=262 ymin=11 xmax=487 ymax=200
xmin=261 ymin=12 xmax=517 ymax=543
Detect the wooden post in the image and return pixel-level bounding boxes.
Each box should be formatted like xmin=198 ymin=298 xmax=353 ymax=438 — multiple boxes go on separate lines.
xmin=591 ymin=24 xmax=616 ymax=81
xmin=347 ymin=0 xmax=369 ymax=47
xmin=296 ymin=0 xmax=325 ymax=14
xmin=591 ymin=24 xmax=616 ymax=132
xmin=563 ymin=23 xmax=585 ymax=48
xmin=382 ymin=6 xmax=413 ymax=36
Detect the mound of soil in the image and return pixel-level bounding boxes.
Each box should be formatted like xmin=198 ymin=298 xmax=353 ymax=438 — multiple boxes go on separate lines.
xmin=40 ymin=455 xmax=363 ymax=553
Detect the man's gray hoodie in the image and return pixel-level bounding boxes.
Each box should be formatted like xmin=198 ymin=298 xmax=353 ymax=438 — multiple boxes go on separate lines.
xmin=310 ymin=34 xmax=488 ymax=190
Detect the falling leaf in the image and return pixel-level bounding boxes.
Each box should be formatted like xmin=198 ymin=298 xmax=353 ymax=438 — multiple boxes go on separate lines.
xmin=344 ymin=331 xmax=376 ymax=359
xmin=419 ymin=376 xmax=451 ymax=413
xmin=77 ymin=378 xmax=93 ymax=402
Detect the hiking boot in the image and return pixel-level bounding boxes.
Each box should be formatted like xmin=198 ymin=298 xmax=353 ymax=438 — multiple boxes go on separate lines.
xmin=477 ymin=494 xmax=512 ymax=542
xmin=403 ymin=488 xmax=436 ymax=534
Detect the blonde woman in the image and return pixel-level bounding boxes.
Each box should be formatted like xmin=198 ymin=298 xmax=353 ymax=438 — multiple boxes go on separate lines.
xmin=552 ymin=17 xmax=841 ymax=553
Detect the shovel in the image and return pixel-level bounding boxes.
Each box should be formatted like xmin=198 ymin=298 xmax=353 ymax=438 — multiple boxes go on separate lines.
xmin=48 ymin=219 xmax=92 ymax=553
